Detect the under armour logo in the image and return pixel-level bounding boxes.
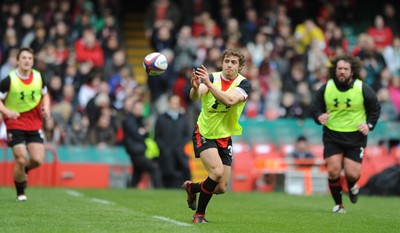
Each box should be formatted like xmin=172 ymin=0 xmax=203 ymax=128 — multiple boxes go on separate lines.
xmin=333 ymin=98 xmax=339 ymax=107
xmin=332 ymin=98 xmax=351 ymax=108
xmin=212 ymin=100 xmax=219 ymax=109
xmin=346 ymin=98 xmax=351 ymax=107
xmin=19 ymin=91 xmax=35 ymax=100
xmin=211 ymin=100 xmax=231 ymax=110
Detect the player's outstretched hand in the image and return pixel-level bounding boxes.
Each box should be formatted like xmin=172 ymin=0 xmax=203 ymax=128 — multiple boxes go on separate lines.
xmin=191 ymin=69 xmax=201 ymax=89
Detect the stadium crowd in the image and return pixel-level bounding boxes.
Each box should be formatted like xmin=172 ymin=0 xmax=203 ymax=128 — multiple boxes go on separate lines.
xmin=0 ymin=0 xmax=399 ymax=149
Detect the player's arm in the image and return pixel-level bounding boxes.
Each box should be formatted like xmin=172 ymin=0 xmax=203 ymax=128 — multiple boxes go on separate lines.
xmin=195 ymin=65 xmax=251 ymax=106
xmin=362 ymin=83 xmax=381 ymax=131
xmin=311 ymin=84 xmax=328 ymax=125
xmin=189 ymin=68 xmax=209 ymax=101
xmin=0 ymin=77 xmax=19 ymax=120
xmin=40 ymin=83 xmax=51 ymax=120
xmin=205 ymin=81 xmax=245 ymax=106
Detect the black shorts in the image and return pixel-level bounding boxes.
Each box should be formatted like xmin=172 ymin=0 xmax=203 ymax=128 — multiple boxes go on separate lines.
xmin=7 ymin=129 xmax=45 ymax=147
xmin=323 ymin=142 xmax=364 ymax=163
xmin=192 ymin=130 xmax=233 ymax=166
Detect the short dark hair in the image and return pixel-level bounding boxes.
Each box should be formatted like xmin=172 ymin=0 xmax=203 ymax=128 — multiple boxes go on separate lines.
xmin=16 ymin=47 xmax=35 ymax=61
xmin=296 ymin=135 xmax=307 ymax=142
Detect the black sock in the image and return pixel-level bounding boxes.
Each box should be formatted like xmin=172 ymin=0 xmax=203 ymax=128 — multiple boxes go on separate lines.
xmin=190 ymin=182 xmax=201 ymax=194
xmin=15 ymin=180 xmax=27 ymax=196
xmin=196 ymin=177 xmax=218 ymax=215
xmin=346 ymin=178 xmax=357 ymax=192
xmin=328 ymin=178 xmax=342 ymax=205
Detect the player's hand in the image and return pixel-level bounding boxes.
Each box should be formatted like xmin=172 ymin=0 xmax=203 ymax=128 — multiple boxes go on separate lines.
xmin=195 ymin=65 xmax=210 ymax=86
xmin=191 ymin=69 xmax=201 ymax=89
xmin=318 ymin=112 xmax=330 ymax=125
xmin=358 ymin=123 xmax=369 ymax=135
xmin=6 ymin=110 xmax=20 ymax=120
xmin=41 ymin=106 xmax=51 ymax=120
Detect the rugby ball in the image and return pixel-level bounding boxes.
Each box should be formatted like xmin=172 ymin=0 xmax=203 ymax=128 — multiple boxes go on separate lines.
xmin=143 ymin=52 xmax=168 ymax=76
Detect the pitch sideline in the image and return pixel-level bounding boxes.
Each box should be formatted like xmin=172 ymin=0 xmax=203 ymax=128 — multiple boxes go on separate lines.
xmin=65 ymin=189 xmax=192 ymax=227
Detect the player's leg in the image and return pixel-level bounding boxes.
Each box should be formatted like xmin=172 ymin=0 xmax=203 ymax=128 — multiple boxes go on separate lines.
xmin=26 ymin=142 xmax=45 ymax=172
xmin=325 ymin=153 xmax=345 ymax=213
xmin=214 ymin=165 xmax=231 ymax=194
xmin=13 ymin=144 xmax=29 ymax=201
xmin=343 ymin=151 xmax=363 ymax=204
xmin=191 ymin=148 xmax=222 ymax=223
xmin=25 ymin=130 xmax=46 ymax=173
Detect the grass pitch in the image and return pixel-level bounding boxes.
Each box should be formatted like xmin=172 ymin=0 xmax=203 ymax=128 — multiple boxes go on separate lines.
xmin=0 ymin=187 xmax=399 ymax=233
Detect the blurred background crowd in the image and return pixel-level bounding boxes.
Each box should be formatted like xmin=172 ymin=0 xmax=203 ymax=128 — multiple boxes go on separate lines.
xmin=0 ymin=0 xmax=399 ymax=148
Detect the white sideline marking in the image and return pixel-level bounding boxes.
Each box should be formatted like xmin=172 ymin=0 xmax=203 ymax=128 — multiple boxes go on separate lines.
xmin=152 ymin=216 xmax=192 ymax=227
xmin=91 ymin=198 xmax=115 ymax=205
xmin=65 ymin=190 xmax=84 ymax=197
xmin=65 ymin=189 xmax=189 ymax=226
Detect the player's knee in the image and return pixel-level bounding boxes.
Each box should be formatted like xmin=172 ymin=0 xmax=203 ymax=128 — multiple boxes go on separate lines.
xmin=209 ymin=167 xmax=224 ymax=181
xmin=345 ymin=173 xmax=360 ymax=182
xmin=326 ymin=165 xmax=341 ymax=177
xmin=15 ymin=156 xmax=27 ymax=167
xmin=214 ymin=184 xmax=227 ymax=194
xmin=30 ymin=158 xmax=43 ymax=167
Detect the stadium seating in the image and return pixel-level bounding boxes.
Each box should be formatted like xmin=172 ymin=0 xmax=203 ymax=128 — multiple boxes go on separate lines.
xmin=231 ymin=142 xmax=255 ymax=192
xmin=358 ymin=146 xmax=396 ymax=187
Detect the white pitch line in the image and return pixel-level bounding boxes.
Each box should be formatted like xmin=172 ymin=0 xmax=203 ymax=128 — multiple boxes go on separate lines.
xmin=65 ymin=190 xmax=190 ymax=227
xmin=152 ymin=216 xmax=192 ymax=227
xmin=91 ymin=198 xmax=115 ymax=205
xmin=65 ymin=190 xmax=84 ymax=197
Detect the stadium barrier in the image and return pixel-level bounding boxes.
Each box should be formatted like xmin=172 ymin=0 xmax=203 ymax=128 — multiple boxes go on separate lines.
xmin=0 ymin=119 xmax=398 ymax=191
xmin=0 ymin=145 xmax=152 ymax=189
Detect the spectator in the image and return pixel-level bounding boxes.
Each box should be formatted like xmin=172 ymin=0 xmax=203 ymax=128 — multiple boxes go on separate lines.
xmin=19 ymin=12 xmax=35 ymax=47
xmin=122 ymin=99 xmax=163 ymax=188
xmin=244 ymin=89 xmax=264 ymax=119
xmin=388 ymin=75 xmax=400 ymax=115
xmin=0 ymin=48 xmax=18 ymax=80
xmin=63 ymin=113 xmax=90 ymax=146
xmin=43 ymin=116 xmax=64 ymax=146
xmin=75 ymin=28 xmax=104 ymax=68
xmin=382 ymin=3 xmax=400 ymax=37
xmin=108 ymin=65 xmax=137 ymax=110
xmin=377 ymin=88 xmax=398 ymax=121
xmin=325 ymin=26 xmax=349 ymax=58
xmin=1 ymin=28 xmax=19 ymax=64
xmin=294 ymin=19 xmax=325 ymax=55
xmin=306 ymin=38 xmax=329 ymax=73
xmin=240 ymin=8 xmax=259 ymax=45
xmin=383 ymin=37 xmax=400 ymax=76
xmin=47 ymin=74 xmax=64 ymax=105
xmin=247 ymin=31 xmax=273 ymax=67
xmin=29 ymin=25 xmax=48 ymax=53
xmin=85 ymin=81 xmax=113 ymax=127
xmin=77 ymin=69 xmax=101 ymax=110
xmin=154 ymin=94 xmax=191 ymax=188
xmin=356 ymin=35 xmax=387 ymax=86
xmin=192 ymin=11 xmax=221 ymax=38
xmin=150 ymin=24 xmax=176 ymax=52
xmin=144 ymin=0 xmax=181 ymax=39
xmin=52 ymin=83 xmax=77 ymax=125
xmin=290 ymin=136 xmax=314 ymax=159
xmin=88 ymin=113 xmax=116 ymax=148
xmin=173 ymin=25 xmax=197 ymax=73
xmin=366 ymin=15 xmax=393 ymax=52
